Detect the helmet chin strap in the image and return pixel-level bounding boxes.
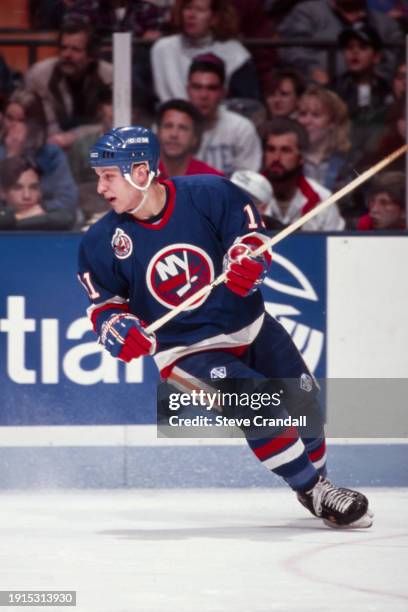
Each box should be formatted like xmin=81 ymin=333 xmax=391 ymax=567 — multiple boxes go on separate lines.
xmin=124 ymin=169 xmax=157 ymax=215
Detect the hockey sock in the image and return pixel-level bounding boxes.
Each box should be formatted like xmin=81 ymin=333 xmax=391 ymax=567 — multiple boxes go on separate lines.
xmin=246 ymin=426 xmax=319 ymax=491
xmin=303 ymin=436 xmax=327 ymax=477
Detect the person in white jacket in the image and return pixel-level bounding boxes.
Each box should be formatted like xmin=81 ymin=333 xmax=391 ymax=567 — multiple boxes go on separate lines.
xmin=151 ymin=0 xmax=259 ymax=103
xmin=187 ymin=53 xmax=262 ymax=176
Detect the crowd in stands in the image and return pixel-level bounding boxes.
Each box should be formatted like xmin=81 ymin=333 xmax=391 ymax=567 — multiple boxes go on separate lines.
xmin=0 ymin=0 xmax=406 ymax=231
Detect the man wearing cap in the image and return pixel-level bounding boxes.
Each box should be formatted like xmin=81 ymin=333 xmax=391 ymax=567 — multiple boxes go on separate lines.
xmin=332 ymin=22 xmax=393 ymax=153
xmin=278 ymin=0 xmax=402 ymax=84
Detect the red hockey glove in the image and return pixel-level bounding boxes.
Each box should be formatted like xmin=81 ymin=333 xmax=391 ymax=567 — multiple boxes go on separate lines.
xmin=224 ymin=242 xmax=271 ymax=297
xmin=100 ymin=313 xmax=157 ymax=362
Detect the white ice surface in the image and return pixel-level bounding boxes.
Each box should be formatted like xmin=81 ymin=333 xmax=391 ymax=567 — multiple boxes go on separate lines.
xmin=0 ymin=488 xmax=407 ymax=612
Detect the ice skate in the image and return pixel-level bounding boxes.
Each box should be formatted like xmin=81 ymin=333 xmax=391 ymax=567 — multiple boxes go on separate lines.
xmin=297 ymin=476 xmax=374 ymax=528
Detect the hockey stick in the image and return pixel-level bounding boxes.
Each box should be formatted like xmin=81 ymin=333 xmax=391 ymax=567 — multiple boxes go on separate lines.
xmin=145 ymin=143 xmax=408 ymax=335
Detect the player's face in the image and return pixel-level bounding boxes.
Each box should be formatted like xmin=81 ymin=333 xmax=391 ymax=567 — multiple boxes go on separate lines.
xmin=368 ymin=191 xmax=404 ymax=229
xmin=182 ymin=0 xmax=215 ymax=39
xmin=59 ymin=32 xmax=91 ymax=75
xmin=158 ymin=109 xmax=197 ymax=159
xmin=266 ymin=78 xmax=298 ymax=118
xmin=264 ymin=133 xmax=302 ymax=178
xmin=297 ymin=95 xmax=331 ymax=146
xmin=187 ymin=72 xmax=224 ymax=119
xmin=6 ymin=169 xmax=41 ymax=212
xmin=344 ymin=39 xmax=379 ymax=74
xmin=95 ymin=166 xmax=142 ymax=214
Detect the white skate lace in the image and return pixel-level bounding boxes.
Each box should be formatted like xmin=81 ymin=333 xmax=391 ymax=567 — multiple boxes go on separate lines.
xmin=312 ymin=480 xmax=354 ymax=516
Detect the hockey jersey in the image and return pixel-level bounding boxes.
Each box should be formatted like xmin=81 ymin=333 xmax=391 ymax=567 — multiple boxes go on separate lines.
xmin=78 ymin=175 xmax=270 ymax=374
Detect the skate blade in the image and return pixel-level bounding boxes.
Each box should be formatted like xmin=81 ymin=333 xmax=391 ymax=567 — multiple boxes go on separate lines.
xmin=323 ymin=508 xmax=374 ymax=529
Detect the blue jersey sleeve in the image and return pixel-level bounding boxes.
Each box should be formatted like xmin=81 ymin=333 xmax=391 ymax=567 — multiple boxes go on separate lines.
xmin=78 ymin=223 xmax=130 ymax=334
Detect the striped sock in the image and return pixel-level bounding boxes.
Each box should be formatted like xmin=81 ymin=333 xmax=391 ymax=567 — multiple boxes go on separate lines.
xmin=247 ymin=426 xmax=319 ymax=491
xmin=304 ymin=437 xmax=327 ymax=477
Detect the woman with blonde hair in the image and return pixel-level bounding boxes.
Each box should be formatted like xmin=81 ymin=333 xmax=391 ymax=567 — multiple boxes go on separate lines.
xmin=297 ymin=85 xmax=353 ymax=192
xmin=151 ymin=0 xmax=259 ymax=103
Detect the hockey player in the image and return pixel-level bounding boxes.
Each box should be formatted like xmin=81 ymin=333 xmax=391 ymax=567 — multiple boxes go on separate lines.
xmin=78 ymin=125 xmax=373 ymax=529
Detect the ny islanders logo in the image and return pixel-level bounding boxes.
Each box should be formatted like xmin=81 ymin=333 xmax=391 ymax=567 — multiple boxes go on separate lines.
xmin=262 ymin=252 xmax=325 ymax=374
xmin=111 ymin=228 xmax=133 ymax=259
xmin=146 ymin=244 xmax=214 ymax=310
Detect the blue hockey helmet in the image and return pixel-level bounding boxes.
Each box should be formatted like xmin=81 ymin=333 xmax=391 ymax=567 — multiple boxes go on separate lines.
xmin=89 ymin=126 xmax=160 ymax=176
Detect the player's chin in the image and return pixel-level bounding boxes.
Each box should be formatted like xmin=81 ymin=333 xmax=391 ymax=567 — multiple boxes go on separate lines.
xmin=109 ymin=198 xmax=123 ymax=212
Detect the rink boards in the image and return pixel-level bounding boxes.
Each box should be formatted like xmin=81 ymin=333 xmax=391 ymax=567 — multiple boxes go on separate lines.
xmin=0 ymin=232 xmax=407 ymax=487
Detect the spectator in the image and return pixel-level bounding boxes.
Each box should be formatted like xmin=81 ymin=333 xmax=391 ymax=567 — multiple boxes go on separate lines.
xmin=0 ymin=89 xmax=77 ymax=226
xmin=264 ymin=68 xmax=305 ymax=120
xmin=357 ymin=171 xmax=405 ymax=230
xmin=0 ymin=156 xmax=74 ymax=230
xmin=297 ymin=85 xmax=353 ymax=192
xmin=187 ymin=54 xmax=262 ymax=176
xmin=157 ymin=98 xmax=224 ymax=178
xmin=278 ymin=0 xmax=403 ymax=84
xmin=25 ymin=14 xmax=113 ymax=149
xmin=332 ymin=23 xmax=393 ymax=154
xmin=230 ymin=169 xmax=277 ymax=229
xmin=261 ymin=118 xmax=345 ymax=230
xmin=151 ymin=0 xmax=260 ymax=103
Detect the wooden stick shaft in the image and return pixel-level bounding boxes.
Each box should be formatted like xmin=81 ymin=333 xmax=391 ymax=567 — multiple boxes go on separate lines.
xmin=146 ymin=144 xmax=408 ymax=335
